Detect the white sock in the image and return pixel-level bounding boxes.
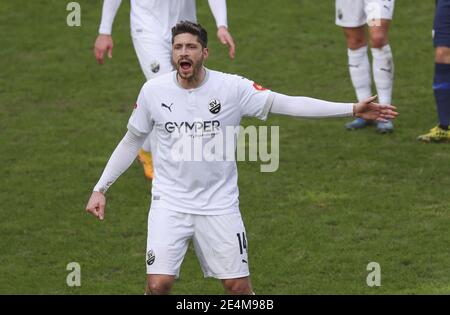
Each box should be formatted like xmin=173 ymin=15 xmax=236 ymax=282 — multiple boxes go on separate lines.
xmin=142 ymin=134 xmax=152 ymax=152
xmin=348 ymin=45 xmax=372 ymax=102
xmin=371 ymin=44 xmax=394 ymax=105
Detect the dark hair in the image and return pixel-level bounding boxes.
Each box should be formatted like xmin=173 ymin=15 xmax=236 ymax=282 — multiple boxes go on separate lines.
xmin=171 ymin=21 xmax=208 ymax=48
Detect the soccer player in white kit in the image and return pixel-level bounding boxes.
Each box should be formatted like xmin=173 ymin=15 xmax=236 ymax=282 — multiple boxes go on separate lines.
xmin=94 ymin=0 xmax=236 ymax=180
xmin=336 ymin=0 xmax=395 ymax=133
xmin=86 ymin=21 xmax=397 ymax=294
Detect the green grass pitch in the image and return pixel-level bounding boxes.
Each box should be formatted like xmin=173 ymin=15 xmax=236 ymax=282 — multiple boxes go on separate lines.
xmin=1 ymin=0 xmax=449 ymax=294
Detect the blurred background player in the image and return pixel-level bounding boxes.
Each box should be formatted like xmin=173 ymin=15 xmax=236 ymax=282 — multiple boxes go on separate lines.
xmin=418 ymin=0 xmax=450 ymax=142
xmin=94 ymin=0 xmax=236 ymax=179
xmin=336 ymin=0 xmax=395 ymax=133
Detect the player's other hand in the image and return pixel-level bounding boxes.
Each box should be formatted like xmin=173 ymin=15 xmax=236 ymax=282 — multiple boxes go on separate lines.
xmin=217 ymin=26 xmax=235 ymax=59
xmin=85 ymin=191 xmax=106 ymax=221
xmin=353 ymin=95 xmax=398 ymax=122
xmin=94 ymin=34 xmax=114 ymax=65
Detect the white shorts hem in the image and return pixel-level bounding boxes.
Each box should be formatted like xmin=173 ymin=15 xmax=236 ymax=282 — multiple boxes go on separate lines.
xmin=146 ymin=269 xmax=178 ymax=277
xmin=203 ymin=272 xmax=250 ymax=280
xmin=335 ymin=21 xmax=366 ymax=28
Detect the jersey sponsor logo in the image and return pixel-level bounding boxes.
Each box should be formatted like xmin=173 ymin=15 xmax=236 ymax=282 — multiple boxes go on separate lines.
xmin=253 ymin=82 xmax=267 ymax=91
xmin=208 ymin=99 xmax=221 ymax=114
xmin=165 ymin=120 xmax=220 ymax=133
xmin=161 ymin=102 xmax=174 ymax=112
xmin=146 ymin=249 xmax=155 ymax=266
xmin=150 ymin=61 xmax=160 ymax=73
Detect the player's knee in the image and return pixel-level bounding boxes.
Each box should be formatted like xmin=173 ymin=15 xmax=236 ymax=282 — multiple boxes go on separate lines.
xmin=147 ymin=276 xmax=174 ymax=295
xmin=435 ymin=47 xmax=450 ymax=64
xmin=222 ymin=279 xmax=252 ymax=295
xmin=370 ymin=33 xmax=388 ymax=48
xmin=347 ymin=38 xmax=366 ymax=50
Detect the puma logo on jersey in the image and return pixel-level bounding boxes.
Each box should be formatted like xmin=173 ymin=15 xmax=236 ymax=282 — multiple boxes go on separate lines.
xmin=380 ymin=67 xmax=392 ymax=73
xmin=161 ymin=103 xmax=174 ymax=112
xmin=349 ymin=64 xmax=360 ymax=68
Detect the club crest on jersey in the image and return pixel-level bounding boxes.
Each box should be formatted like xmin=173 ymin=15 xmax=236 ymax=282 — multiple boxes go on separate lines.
xmin=146 ymin=249 xmax=155 ymax=266
xmin=150 ymin=61 xmax=160 ymax=74
xmin=208 ymin=99 xmax=221 ymax=114
xmin=253 ymin=82 xmax=267 ymax=91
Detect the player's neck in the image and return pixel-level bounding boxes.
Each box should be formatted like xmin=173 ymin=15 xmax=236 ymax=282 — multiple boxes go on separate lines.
xmin=177 ymin=67 xmax=206 ymax=90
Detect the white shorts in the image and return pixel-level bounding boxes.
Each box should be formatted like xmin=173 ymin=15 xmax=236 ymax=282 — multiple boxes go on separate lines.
xmin=146 ymin=208 xmax=250 ymax=280
xmin=132 ymin=34 xmax=174 ymax=80
xmin=335 ymin=0 xmax=395 ymax=28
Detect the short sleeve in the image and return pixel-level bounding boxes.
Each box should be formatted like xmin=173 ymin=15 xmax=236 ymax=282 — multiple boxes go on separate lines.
xmin=127 ymin=85 xmax=154 ymax=137
xmin=237 ymin=77 xmax=273 ymax=120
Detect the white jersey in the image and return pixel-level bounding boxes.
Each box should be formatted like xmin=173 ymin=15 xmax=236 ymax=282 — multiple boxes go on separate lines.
xmin=99 ymin=0 xmax=228 ymax=43
xmin=130 ymin=0 xmax=196 ymax=41
xmin=127 ymin=69 xmax=272 ymax=215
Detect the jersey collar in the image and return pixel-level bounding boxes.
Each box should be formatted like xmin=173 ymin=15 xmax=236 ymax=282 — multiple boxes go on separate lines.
xmin=173 ymin=67 xmax=210 ymax=91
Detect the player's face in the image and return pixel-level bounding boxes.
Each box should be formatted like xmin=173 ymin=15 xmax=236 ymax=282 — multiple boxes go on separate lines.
xmin=172 ymin=33 xmax=208 ymax=80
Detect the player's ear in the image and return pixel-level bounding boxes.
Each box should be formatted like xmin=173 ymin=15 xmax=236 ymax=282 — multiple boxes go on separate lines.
xmin=203 ymin=47 xmax=209 ymax=60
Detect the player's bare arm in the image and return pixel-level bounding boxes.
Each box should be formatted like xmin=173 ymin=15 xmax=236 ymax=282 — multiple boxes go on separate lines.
xmin=95 ymin=0 xmax=122 ymax=64
xmin=207 ymin=0 xmax=235 ymax=59
xmin=94 ymin=34 xmax=114 ymax=65
xmin=217 ymin=26 xmax=235 ymax=59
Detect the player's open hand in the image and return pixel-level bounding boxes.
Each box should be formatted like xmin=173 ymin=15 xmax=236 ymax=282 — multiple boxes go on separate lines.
xmin=94 ymin=34 xmax=114 ymax=65
xmin=217 ymin=26 xmax=235 ymax=59
xmin=85 ymin=191 xmax=106 ymax=221
xmin=353 ymin=95 xmax=398 ymax=122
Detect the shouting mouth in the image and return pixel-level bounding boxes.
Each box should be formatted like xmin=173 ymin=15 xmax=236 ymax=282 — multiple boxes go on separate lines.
xmin=179 ymin=60 xmax=193 ymax=72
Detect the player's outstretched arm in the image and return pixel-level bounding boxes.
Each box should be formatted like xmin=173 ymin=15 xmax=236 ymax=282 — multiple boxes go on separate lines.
xmin=94 ymin=0 xmax=122 ymax=64
xmin=207 ymin=0 xmax=235 ymax=59
xmin=269 ymin=92 xmax=398 ymax=121
xmin=85 ymin=130 xmax=147 ymax=221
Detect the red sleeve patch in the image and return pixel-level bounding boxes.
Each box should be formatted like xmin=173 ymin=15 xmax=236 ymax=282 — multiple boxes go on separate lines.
xmin=253 ymin=82 xmax=267 ymax=91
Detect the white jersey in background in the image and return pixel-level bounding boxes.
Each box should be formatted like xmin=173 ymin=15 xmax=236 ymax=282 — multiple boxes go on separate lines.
xmin=127 ymin=69 xmax=272 ymax=215
xmin=99 ymin=0 xmax=228 ymax=42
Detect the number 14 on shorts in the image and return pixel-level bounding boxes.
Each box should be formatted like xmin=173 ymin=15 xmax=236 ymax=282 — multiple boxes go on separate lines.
xmin=237 ymin=232 xmax=247 ymax=257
